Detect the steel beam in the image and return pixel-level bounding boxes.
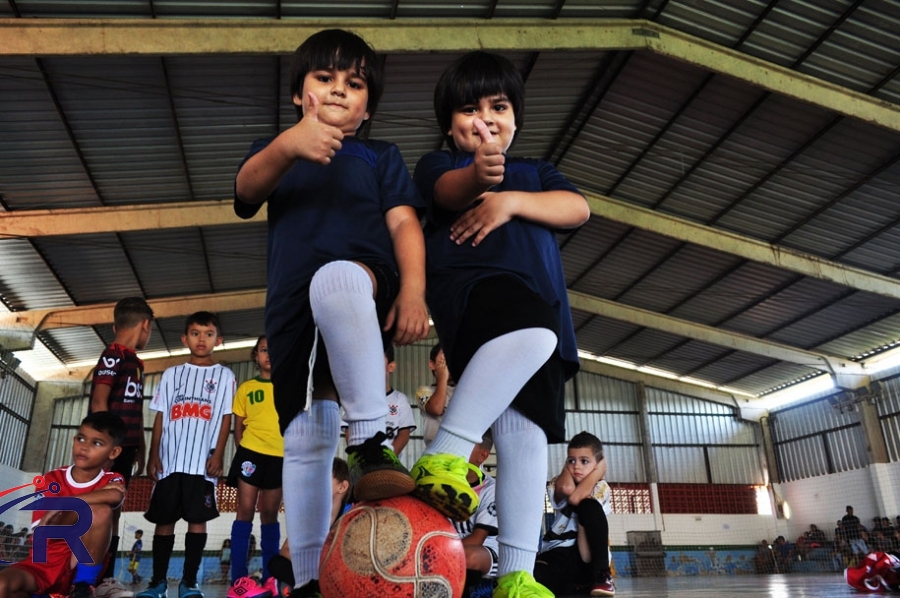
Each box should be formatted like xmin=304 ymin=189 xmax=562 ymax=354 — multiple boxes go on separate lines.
xmin=0 ymin=289 xmax=266 ymax=332
xmin=568 ymin=290 xmax=866 ymax=383
xmin=585 ymin=191 xmax=900 ymax=302
xmin=3 ymin=18 xmax=898 ymax=132
xmin=0 ymin=201 xmax=265 ymax=239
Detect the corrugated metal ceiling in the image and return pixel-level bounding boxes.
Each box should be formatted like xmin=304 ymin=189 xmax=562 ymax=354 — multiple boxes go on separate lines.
xmin=2 ymin=0 xmax=900 ymax=401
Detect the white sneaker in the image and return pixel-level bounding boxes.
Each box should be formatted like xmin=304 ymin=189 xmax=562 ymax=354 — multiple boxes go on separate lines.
xmin=95 ymin=578 xmax=135 ymax=598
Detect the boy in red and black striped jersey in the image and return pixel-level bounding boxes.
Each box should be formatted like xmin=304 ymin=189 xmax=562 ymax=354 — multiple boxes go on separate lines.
xmin=88 ymin=296 xmax=154 ymax=595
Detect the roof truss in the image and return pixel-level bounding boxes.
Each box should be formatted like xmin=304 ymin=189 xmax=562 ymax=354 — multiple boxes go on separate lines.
xmin=3 ymin=18 xmax=899 ymax=132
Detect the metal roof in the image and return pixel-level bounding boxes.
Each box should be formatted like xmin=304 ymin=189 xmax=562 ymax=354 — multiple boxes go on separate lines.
xmin=2 ymin=1 xmax=900 ymax=405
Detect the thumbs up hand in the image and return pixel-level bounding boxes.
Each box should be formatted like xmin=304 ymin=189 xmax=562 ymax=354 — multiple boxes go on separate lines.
xmin=472 ymin=118 xmax=505 ymax=187
xmin=290 ymin=92 xmax=344 ymax=165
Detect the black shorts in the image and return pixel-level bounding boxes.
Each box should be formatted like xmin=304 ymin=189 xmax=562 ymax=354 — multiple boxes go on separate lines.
xmin=144 ymin=473 xmax=219 ymax=524
xmin=534 ymin=544 xmax=591 ymax=595
xmin=272 ymin=260 xmax=399 ymax=432
xmin=110 ymin=446 xmax=140 ymax=486
xmin=226 ymin=445 xmax=283 ymax=490
xmin=448 ymin=276 xmax=567 ymax=443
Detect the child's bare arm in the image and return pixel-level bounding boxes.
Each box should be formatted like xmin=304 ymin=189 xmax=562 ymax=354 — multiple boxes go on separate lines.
xmin=74 ymin=483 xmax=126 ymax=508
xmin=146 ymin=412 xmax=163 ymax=482
xmin=567 ymin=457 xmax=607 ymax=507
xmin=206 ymin=414 xmax=232 ymax=478
xmin=90 ymin=383 xmax=113 ymax=413
xmin=424 ymin=358 xmax=451 ymax=417
xmin=236 ymin=93 xmax=344 ymax=205
xmin=233 ymin=415 xmax=246 ymax=447
xmin=392 ymin=428 xmax=411 ymax=456
xmin=553 ymin=468 xmax=577 ymax=505
xmin=433 ymin=120 xmax=504 ymax=211
xmin=450 ymin=189 xmax=589 ymax=247
xmin=384 ymin=205 xmax=429 ymax=345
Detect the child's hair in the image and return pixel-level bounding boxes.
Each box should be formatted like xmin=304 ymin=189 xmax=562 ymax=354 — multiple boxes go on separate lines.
xmin=81 ymin=411 xmax=127 ymax=446
xmin=429 ymin=343 xmax=442 ymax=362
xmin=569 ymin=430 xmax=603 ymax=461
xmin=289 ymin=28 xmax=383 ymax=122
xmin=136 ymin=529 xmax=143 ymax=535
xmin=250 ymin=334 xmax=266 ymax=362
xmin=433 ymin=50 xmax=525 ymax=150
xmin=477 ymin=428 xmax=494 ymax=452
xmin=385 ymin=344 xmax=395 ymax=363
xmin=114 ymin=297 xmax=154 ymax=329
xmin=332 ymin=456 xmax=350 ymax=485
xmin=184 ymin=311 xmax=221 ymax=335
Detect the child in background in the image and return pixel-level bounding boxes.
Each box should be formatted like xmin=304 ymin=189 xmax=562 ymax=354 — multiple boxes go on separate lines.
xmin=267 ymin=458 xmax=353 ymax=591
xmin=219 ymin=540 xmax=231 ymax=582
xmin=137 ymin=312 xmax=235 ymax=598
xmin=452 ymin=431 xmax=499 ymax=597
xmin=382 ymin=345 xmax=417 ymax=456
xmin=89 ymin=296 xmax=154 ymax=598
xmin=233 ymin=28 xmax=428 ymax=596
xmin=226 ymin=336 xmax=283 ymax=597
xmin=345 ymin=347 xmax=416 ymax=456
xmin=412 ymin=50 xmax=589 ymax=598
xmin=415 ymin=343 xmax=454 ymax=446
xmin=126 ymin=530 xmax=143 ymax=585
xmin=0 ymin=412 xmax=127 ymax=598
xmin=535 ymin=431 xmax=613 ymax=597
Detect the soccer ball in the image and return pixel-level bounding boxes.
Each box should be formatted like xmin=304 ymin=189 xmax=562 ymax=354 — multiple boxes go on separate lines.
xmin=319 ymin=495 xmax=466 ymax=598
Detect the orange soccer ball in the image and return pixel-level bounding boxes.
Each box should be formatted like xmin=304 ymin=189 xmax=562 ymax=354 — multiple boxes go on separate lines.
xmin=319 ymin=495 xmax=466 ymax=598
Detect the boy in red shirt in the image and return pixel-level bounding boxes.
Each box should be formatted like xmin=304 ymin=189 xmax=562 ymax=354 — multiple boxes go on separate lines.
xmin=0 ymin=412 xmax=127 ymax=598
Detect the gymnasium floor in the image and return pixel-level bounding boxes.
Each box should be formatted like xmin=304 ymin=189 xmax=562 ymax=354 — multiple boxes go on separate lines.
xmin=191 ymin=573 xmax=851 ymax=597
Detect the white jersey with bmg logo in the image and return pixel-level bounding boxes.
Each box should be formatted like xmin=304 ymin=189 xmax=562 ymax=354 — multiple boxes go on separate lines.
xmin=150 ymin=363 xmax=235 ymax=482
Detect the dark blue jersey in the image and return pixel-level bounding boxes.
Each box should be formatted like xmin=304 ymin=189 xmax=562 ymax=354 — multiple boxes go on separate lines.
xmin=414 ymin=150 xmax=581 ymax=377
xmin=235 ymin=136 xmax=424 ymax=390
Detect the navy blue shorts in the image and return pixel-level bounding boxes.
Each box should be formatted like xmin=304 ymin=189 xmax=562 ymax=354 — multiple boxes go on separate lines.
xmin=226 ymin=445 xmax=283 ymax=490
xmin=271 ymin=260 xmax=399 ymax=433
xmin=448 ymin=275 xmax=566 ymax=444
xmin=144 ymin=473 xmax=219 ymax=524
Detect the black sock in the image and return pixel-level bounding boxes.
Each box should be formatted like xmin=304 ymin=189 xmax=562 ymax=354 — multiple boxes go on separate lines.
xmin=102 ymin=535 xmax=120 ymax=580
xmin=152 ymin=534 xmax=176 ymax=584
xmin=183 ymin=532 xmax=208 ymax=585
xmin=268 ymin=554 xmax=295 ymax=586
xmin=576 ymin=499 xmax=610 ymax=580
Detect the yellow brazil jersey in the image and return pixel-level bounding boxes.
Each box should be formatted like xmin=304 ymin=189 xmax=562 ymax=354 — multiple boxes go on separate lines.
xmin=233 ymin=377 xmax=283 ymax=457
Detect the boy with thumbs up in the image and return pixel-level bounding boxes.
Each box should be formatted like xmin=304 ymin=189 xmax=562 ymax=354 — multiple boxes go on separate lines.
xmin=412 ymin=51 xmax=590 ymax=598
xmin=233 ymin=29 xmax=428 ymax=597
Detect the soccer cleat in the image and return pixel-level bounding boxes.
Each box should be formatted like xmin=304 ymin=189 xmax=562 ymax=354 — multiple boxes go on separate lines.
xmin=134 ymin=581 xmax=167 ymax=598
xmin=591 ymin=576 xmax=616 ymax=597
xmin=492 ymin=571 xmax=553 ymax=598
xmin=346 ymin=431 xmax=415 ymax=501
xmin=261 ymin=577 xmax=290 ymax=598
xmin=177 ymin=581 xmax=202 ymax=598
xmin=286 ymin=580 xmax=322 ymax=598
xmin=95 ymin=578 xmax=134 ymax=598
xmin=227 ymin=577 xmax=271 ymax=598
xmin=69 ymin=582 xmax=95 ymax=598
xmin=411 ymin=453 xmax=478 ymax=521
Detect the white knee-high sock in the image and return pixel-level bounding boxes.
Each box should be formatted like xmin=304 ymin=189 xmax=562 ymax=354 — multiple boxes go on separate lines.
xmin=309 ymin=261 xmax=386 ymax=445
xmin=282 ymin=400 xmax=341 ymax=587
xmin=493 ymin=407 xmax=548 ymax=576
xmin=426 ymin=328 xmax=557 ymax=459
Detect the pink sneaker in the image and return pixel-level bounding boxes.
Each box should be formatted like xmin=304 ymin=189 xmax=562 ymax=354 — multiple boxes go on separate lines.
xmin=227 ymin=577 xmax=271 ymax=598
